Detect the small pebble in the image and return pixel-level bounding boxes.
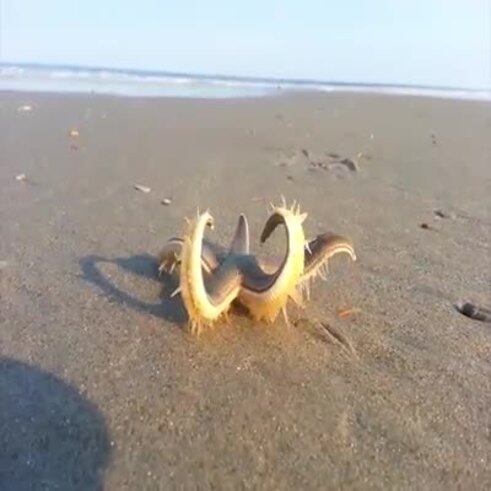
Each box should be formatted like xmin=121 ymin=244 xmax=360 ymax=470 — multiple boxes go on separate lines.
xmin=134 ymin=184 xmax=151 ymax=193
xmin=339 ymin=158 xmax=358 ymax=172
xmin=420 ymin=223 xmax=430 ymax=230
xmin=15 ymin=173 xmax=27 ymax=181
xmin=337 ymin=308 xmax=361 ymax=319
xmin=433 ymin=209 xmax=453 ymax=219
xmin=161 ymin=198 xmax=172 ymax=206
xmin=356 ymin=152 xmax=372 ymax=161
xmin=69 ymin=128 xmax=80 ymax=137
xmin=17 ymin=105 xmax=32 ymax=112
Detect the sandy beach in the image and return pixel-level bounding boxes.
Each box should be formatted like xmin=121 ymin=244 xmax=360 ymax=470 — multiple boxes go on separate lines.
xmin=1 ymin=91 xmax=490 ymax=489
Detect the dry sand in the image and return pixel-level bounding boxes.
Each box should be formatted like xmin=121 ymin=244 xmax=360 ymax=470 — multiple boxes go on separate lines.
xmin=1 ymin=91 xmax=490 ymax=489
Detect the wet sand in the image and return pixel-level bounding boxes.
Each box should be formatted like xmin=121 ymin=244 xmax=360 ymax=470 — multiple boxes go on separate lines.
xmin=1 ymin=91 xmax=490 ymax=489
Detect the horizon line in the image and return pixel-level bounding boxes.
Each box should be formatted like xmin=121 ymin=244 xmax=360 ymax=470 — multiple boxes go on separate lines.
xmin=1 ymin=61 xmax=489 ymax=93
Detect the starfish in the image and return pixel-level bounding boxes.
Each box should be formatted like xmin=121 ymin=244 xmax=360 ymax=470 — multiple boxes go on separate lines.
xmin=158 ymin=200 xmax=356 ymax=333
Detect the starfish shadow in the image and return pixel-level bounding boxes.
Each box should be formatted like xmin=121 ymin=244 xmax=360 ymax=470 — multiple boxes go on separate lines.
xmin=79 ymin=253 xmax=187 ymax=324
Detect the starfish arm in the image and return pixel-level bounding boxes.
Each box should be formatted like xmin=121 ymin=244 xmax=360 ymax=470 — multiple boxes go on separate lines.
xmin=301 ymin=233 xmax=356 ymax=284
xmin=238 ymin=202 xmax=306 ymax=322
xmin=228 ymin=213 xmax=250 ymax=255
xmin=158 ymin=237 xmax=222 ymax=275
xmin=179 ymin=211 xmax=241 ymax=329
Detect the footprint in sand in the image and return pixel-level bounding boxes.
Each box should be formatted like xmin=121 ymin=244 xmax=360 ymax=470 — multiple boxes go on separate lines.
xmin=305 ymin=150 xmax=360 ymax=175
xmin=270 ymin=147 xmax=362 ymax=179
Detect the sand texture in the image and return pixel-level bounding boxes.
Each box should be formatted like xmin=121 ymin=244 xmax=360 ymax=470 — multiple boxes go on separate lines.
xmin=1 ymin=91 xmax=490 ymax=489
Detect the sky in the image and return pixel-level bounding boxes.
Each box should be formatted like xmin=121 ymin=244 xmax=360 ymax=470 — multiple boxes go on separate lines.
xmin=1 ymin=0 xmax=490 ymax=89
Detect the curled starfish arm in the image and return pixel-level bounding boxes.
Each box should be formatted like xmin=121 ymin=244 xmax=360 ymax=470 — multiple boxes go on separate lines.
xmin=157 ymin=237 xmax=222 ymax=276
xmin=303 ymin=233 xmax=356 ymax=279
xmin=179 ymin=211 xmax=241 ymax=332
xmin=238 ymin=203 xmax=306 ymax=322
xmin=157 ymin=237 xmax=183 ymax=275
xmin=158 ymin=213 xmax=250 ymax=277
xmin=297 ymin=233 xmax=356 ymax=300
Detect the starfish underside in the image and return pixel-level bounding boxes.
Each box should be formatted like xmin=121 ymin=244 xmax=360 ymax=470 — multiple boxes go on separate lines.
xmin=158 ymin=201 xmax=356 ymax=333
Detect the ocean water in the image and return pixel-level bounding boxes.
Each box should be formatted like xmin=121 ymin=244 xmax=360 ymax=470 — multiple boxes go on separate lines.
xmin=1 ymin=63 xmax=490 ymax=101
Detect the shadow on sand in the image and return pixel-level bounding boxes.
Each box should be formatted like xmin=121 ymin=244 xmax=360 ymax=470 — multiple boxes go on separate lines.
xmin=0 ymin=358 xmax=111 ymax=490
xmin=79 ymin=253 xmax=187 ymax=324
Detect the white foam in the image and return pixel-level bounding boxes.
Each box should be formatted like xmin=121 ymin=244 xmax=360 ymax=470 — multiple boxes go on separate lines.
xmin=1 ymin=64 xmax=489 ymax=101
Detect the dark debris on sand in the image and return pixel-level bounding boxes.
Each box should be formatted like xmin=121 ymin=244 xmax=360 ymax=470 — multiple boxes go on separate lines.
xmin=456 ymin=302 xmax=491 ymax=323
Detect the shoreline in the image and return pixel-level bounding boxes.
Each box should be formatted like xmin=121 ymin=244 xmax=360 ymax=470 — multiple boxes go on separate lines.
xmin=2 ymin=85 xmax=490 ymax=101
xmin=2 ymin=63 xmax=490 ymax=100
